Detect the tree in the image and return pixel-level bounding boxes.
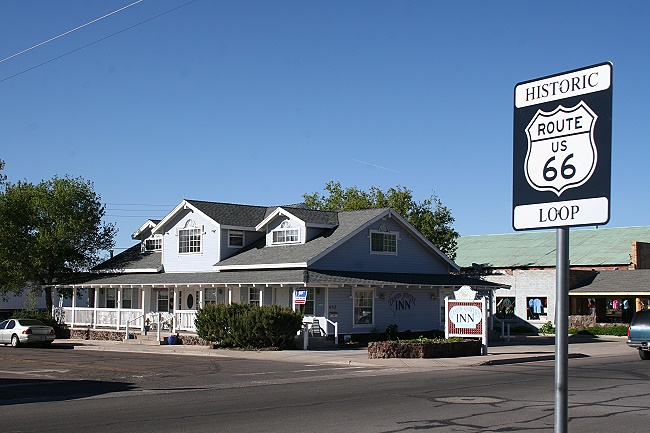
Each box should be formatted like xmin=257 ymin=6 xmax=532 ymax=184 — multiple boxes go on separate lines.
xmin=303 ymin=181 xmax=458 ymax=259
xmin=0 ymin=175 xmax=117 ymax=311
xmin=0 ymin=159 xmax=7 ymax=189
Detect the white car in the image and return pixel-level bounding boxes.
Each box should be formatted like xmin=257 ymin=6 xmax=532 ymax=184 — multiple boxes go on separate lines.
xmin=0 ymin=318 xmax=56 ymax=347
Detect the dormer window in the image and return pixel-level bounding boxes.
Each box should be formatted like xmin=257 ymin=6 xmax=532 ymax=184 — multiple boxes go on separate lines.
xmin=143 ymin=237 xmax=162 ymax=252
xmin=178 ymin=219 xmax=202 ymax=254
xmin=272 ymin=220 xmax=300 ymax=244
xmin=370 ymin=224 xmax=398 ymax=254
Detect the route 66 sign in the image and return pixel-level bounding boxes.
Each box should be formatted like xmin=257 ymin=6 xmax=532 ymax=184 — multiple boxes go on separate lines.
xmin=524 ymin=101 xmax=597 ymax=196
xmin=513 ymin=63 xmax=612 ymax=230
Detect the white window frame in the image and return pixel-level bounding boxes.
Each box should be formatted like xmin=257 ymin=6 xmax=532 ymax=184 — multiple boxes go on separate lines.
xmin=229 ymin=230 xmax=244 ymax=248
xmin=178 ymin=221 xmax=202 ymax=254
xmin=143 ymin=237 xmax=162 ymax=252
xmin=271 ymin=220 xmax=300 ymax=245
xmin=105 ymin=288 xmax=116 ymax=309
xmin=353 ymin=289 xmax=374 ymax=326
xmin=122 ymin=288 xmax=133 ymax=309
xmin=249 ymin=288 xmax=260 ymax=306
xmin=157 ymin=290 xmax=169 ymax=312
xmin=369 ymin=225 xmax=398 ymax=255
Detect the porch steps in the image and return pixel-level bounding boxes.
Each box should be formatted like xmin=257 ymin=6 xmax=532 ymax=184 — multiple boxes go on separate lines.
xmin=306 ymin=335 xmax=338 ymax=350
xmin=123 ymin=332 xmax=164 ymax=346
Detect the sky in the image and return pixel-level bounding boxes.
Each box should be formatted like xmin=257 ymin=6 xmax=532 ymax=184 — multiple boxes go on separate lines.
xmin=1 ymin=1 xmax=649 ymax=255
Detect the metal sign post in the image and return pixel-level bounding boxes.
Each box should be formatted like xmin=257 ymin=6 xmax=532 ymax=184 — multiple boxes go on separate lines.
xmin=513 ymin=63 xmax=613 ymax=433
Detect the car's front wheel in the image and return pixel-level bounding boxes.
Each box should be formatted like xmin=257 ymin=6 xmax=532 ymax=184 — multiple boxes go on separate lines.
xmin=11 ymin=334 xmax=21 ymax=348
xmin=639 ymin=349 xmax=650 ymax=360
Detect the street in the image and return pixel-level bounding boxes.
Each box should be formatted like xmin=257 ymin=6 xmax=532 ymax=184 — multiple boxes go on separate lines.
xmin=1 ymin=345 xmax=649 ymax=432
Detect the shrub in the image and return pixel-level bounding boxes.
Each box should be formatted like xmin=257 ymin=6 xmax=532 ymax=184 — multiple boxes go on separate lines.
xmin=194 ymin=303 xmax=303 ymax=349
xmin=385 ymin=324 xmax=399 ymax=341
xmin=569 ymin=325 xmax=628 ymax=337
xmin=539 ymin=321 xmax=555 ymax=334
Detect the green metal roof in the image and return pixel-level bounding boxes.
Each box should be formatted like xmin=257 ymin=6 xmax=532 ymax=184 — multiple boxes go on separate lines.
xmin=455 ymin=226 xmax=650 ymax=269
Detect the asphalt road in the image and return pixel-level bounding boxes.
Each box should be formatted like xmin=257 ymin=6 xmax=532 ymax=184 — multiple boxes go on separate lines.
xmin=1 ymin=345 xmax=649 ymax=432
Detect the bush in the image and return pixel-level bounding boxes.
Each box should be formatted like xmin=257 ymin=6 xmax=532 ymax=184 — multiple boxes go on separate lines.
xmin=539 ymin=321 xmax=555 ymax=334
xmin=569 ymin=325 xmax=628 ymax=337
xmin=194 ymin=303 xmax=303 ymax=349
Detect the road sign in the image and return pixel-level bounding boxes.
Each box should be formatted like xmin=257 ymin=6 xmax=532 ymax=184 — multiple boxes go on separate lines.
xmin=513 ymin=63 xmax=612 ymax=230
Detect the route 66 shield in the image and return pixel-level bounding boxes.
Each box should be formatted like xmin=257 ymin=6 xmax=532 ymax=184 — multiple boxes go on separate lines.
xmin=524 ymin=101 xmax=598 ymax=196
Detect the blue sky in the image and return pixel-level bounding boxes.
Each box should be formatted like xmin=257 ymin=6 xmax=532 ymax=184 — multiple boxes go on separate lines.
xmin=1 ymin=1 xmax=648 ymax=254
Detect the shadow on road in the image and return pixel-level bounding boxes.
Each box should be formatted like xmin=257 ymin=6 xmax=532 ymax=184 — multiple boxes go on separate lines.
xmin=0 ymin=378 xmax=137 ymax=405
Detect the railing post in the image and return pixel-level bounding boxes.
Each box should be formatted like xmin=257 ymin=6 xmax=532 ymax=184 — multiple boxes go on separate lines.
xmin=303 ymin=323 xmax=309 ymax=350
xmin=157 ymin=313 xmax=161 ymax=343
xmin=125 ymin=322 xmax=129 ymax=341
xmin=334 ymin=322 xmax=338 ymax=346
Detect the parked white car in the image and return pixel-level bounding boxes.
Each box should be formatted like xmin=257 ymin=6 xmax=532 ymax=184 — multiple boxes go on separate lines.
xmin=0 ymin=318 xmax=56 ymax=347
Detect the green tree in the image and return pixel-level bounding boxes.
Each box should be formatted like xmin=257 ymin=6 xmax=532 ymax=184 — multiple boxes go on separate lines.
xmin=0 ymin=175 xmax=117 ymax=311
xmin=303 ymin=181 xmax=458 ymax=259
xmin=0 ymin=159 xmax=7 ymax=189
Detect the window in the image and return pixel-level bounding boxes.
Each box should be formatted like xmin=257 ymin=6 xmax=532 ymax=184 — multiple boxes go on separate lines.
xmin=122 ymin=288 xmax=132 ymax=309
xmin=157 ymin=290 xmax=169 ymax=312
xmin=144 ymin=237 xmax=162 ymax=251
xmin=370 ymin=225 xmax=397 ymax=254
xmin=295 ymin=288 xmax=315 ymax=315
xmin=353 ymin=289 xmax=374 ymax=325
xmin=205 ymin=288 xmax=217 ymax=305
xmin=272 ymin=220 xmax=300 ymax=244
xmin=229 ymin=230 xmax=244 ymax=247
xmin=496 ymin=297 xmax=515 ymax=318
xmin=526 ymin=297 xmax=547 ymax=320
xmin=249 ymin=288 xmax=260 ymax=306
xmin=178 ymin=220 xmax=202 ymax=254
xmin=106 ymin=288 xmax=116 ymax=309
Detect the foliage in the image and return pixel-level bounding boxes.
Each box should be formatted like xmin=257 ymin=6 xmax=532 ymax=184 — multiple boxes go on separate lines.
xmin=539 ymin=321 xmax=555 ymax=334
xmin=0 ymin=175 xmax=116 ymax=310
xmin=570 ymin=325 xmax=628 ymax=337
xmin=400 ymin=336 xmax=465 ymax=343
xmin=385 ymin=323 xmax=399 ymax=341
xmin=195 ymin=303 xmax=304 ymax=349
xmin=0 ymin=160 xmax=6 ymax=189
xmin=303 ymin=181 xmax=459 ymax=259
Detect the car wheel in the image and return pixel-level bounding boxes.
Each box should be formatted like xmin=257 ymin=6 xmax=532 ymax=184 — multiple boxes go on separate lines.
xmin=11 ymin=334 xmax=21 ymax=348
xmin=639 ymin=349 xmax=650 ymax=360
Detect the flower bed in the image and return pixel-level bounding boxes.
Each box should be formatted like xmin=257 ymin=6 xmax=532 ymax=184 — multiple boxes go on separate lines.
xmin=368 ymin=339 xmax=482 ymax=359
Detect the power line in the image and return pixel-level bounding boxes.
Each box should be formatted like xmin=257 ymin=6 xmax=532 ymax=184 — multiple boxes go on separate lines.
xmin=0 ymin=0 xmax=198 ymax=84
xmin=0 ymin=0 xmax=145 ymax=64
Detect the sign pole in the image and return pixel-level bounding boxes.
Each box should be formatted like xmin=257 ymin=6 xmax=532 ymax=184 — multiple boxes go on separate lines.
xmin=555 ymin=227 xmax=569 ymax=433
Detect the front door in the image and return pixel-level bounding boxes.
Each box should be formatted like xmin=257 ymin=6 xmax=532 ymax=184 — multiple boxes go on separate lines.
xmin=274 ymin=287 xmax=291 ymax=308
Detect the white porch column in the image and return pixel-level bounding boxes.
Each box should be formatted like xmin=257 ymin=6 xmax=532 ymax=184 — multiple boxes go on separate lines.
xmin=93 ymin=289 xmax=99 ymax=329
xmin=117 ymin=288 xmax=122 ymax=330
xmin=141 ymin=288 xmax=147 ymax=331
xmin=199 ymin=289 xmax=204 ymax=309
xmin=228 ymin=287 xmax=232 ymax=305
xmin=71 ymin=289 xmax=77 ymax=328
xmin=259 ymin=288 xmax=263 ymax=306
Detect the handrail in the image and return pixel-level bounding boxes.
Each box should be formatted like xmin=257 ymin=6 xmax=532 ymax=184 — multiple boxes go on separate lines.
xmin=124 ymin=311 xmax=146 ymax=341
xmin=323 ymin=317 xmax=339 ymax=345
xmin=494 ymin=315 xmax=511 ymax=342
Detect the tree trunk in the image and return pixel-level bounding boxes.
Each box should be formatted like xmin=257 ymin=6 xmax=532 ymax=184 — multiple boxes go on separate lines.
xmin=45 ymin=286 xmax=53 ymax=315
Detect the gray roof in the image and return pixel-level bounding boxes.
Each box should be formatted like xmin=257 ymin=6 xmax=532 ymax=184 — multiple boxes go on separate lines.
xmin=92 ymin=244 xmax=161 ymax=272
xmin=214 ymin=208 xmax=388 ymax=268
xmin=60 ymin=269 xmax=502 ymax=289
xmin=456 ymin=226 xmax=650 ymax=269
xmin=187 ymin=200 xmax=270 ymax=227
xmin=279 ymin=207 xmax=338 ymax=226
xmin=570 ymin=269 xmax=650 ymax=296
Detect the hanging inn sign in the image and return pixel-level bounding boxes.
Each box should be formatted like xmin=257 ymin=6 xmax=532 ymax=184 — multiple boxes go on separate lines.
xmin=513 ymin=62 xmax=613 ymax=230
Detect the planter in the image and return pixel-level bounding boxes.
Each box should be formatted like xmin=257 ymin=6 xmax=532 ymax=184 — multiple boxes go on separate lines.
xmin=168 ymin=335 xmax=178 ymax=345
xmin=368 ymin=340 xmax=482 ymax=359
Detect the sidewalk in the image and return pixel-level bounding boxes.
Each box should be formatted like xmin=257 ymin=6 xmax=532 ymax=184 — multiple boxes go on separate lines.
xmin=50 ymin=334 xmax=627 ymax=370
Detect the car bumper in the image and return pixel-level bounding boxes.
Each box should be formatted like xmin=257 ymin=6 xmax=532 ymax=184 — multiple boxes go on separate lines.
xmin=627 ymin=339 xmax=649 ymax=349
xmin=20 ymin=335 xmax=56 ymax=344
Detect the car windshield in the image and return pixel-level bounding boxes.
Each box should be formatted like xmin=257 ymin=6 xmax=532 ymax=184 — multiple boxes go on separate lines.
xmin=17 ymin=319 xmax=46 ymax=326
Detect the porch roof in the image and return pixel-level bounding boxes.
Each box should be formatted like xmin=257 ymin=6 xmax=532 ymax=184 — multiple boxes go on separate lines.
xmin=569 ymin=269 xmax=650 ymax=297
xmin=57 ymin=269 xmax=505 ymax=290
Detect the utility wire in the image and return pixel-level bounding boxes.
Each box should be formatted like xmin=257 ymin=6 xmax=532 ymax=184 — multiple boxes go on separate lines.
xmin=0 ymin=0 xmax=145 ymax=64
xmin=0 ymin=0 xmax=197 ymax=84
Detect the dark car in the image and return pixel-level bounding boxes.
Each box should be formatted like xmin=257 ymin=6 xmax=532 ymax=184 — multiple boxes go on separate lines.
xmin=627 ymin=310 xmax=650 ymax=360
